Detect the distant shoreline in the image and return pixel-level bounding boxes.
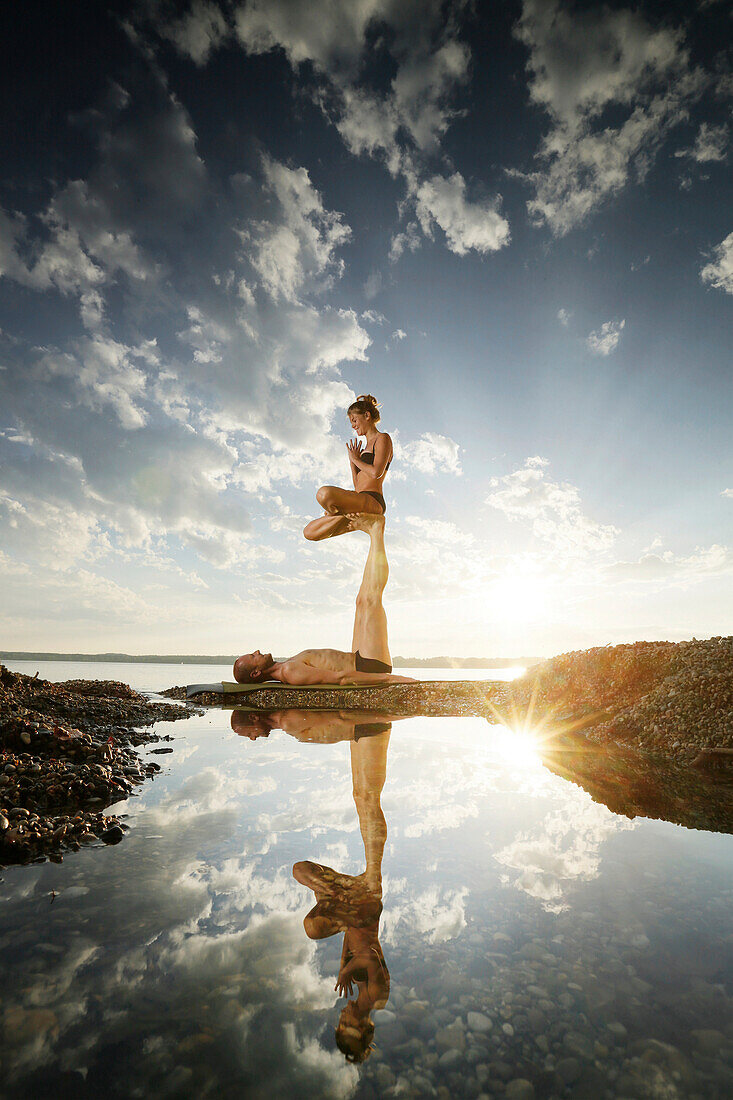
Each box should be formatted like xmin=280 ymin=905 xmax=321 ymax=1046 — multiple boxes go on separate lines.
xmin=0 ymin=651 xmax=540 ymax=669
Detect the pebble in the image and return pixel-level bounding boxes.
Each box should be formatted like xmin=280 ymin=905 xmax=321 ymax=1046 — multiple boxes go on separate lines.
xmin=504 ymin=1079 xmax=535 ymax=1100
xmin=556 ymin=1057 xmax=581 ymax=1083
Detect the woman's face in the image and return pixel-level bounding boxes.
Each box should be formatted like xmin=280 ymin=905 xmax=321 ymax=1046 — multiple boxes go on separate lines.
xmin=349 ymin=410 xmax=370 ymax=436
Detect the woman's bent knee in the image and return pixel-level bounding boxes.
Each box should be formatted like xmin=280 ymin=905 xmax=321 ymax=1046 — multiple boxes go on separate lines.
xmin=316 ymin=485 xmax=332 ymax=508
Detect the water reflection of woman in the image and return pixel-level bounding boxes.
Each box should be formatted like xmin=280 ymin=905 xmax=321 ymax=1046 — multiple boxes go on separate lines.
xmin=292 ymin=727 xmax=391 ymax=1063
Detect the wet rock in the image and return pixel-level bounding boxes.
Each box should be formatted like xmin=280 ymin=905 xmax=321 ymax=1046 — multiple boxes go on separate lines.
xmin=435 ymin=1024 xmax=466 ymax=1053
xmin=501 ymin=636 xmax=733 ymax=763
xmin=563 ymin=1030 xmax=594 ymax=1059
xmin=467 ymin=1012 xmax=493 ymax=1033
xmin=101 ymin=824 xmax=125 ymax=845
xmin=439 ymin=1049 xmax=463 ymax=1069
xmin=489 ymin=1061 xmax=514 ymax=1081
xmin=690 ymin=1028 xmax=726 ymax=1053
xmin=555 ymin=1057 xmax=581 ymax=1084
xmin=504 ymin=1079 xmax=534 ymax=1100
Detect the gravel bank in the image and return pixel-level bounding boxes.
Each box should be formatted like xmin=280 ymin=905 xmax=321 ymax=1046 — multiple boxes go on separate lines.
xmin=501 ymin=637 xmax=733 ymax=763
xmin=0 ymin=665 xmax=199 ymax=866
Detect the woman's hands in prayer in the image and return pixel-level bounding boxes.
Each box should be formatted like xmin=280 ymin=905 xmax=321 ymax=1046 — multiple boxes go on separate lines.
xmin=335 ymin=973 xmax=355 ymax=998
xmin=347 ymin=439 xmax=364 ymax=463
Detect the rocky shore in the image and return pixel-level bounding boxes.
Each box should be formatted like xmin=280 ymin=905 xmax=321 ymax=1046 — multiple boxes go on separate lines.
xmin=0 ymin=665 xmax=198 ymax=867
xmin=500 ymin=636 xmax=733 ymax=764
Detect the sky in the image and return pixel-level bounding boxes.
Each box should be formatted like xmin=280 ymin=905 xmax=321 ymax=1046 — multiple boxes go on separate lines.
xmin=0 ymin=0 xmax=731 ymax=659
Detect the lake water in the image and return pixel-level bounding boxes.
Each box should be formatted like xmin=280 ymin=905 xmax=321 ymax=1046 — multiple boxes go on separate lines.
xmin=1 ymin=659 xmax=527 ymax=691
xmin=1 ymin=663 xmax=733 ymax=1098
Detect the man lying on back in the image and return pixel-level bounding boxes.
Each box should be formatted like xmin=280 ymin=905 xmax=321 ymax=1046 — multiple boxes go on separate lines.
xmin=232 ymin=647 xmax=415 ymax=686
xmin=233 ymin=513 xmax=415 ymax=688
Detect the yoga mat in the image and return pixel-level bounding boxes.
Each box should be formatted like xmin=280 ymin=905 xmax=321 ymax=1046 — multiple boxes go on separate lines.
xmin=186 ymin=680 xmax=394 ymax=698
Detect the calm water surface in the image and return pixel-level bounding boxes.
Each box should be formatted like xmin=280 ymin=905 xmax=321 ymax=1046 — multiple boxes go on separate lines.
xmin=1 ymin=664 xmax=732 ymax=1098
xmin=3 ymin=659 xmax=526 ymax=690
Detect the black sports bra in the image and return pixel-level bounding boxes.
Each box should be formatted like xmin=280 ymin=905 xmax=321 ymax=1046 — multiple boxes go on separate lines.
xmin=360 ymin=446 xmax=392 ymax=472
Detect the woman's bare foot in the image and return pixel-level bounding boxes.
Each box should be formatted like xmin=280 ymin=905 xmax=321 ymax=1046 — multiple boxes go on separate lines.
xmin=346 ymin=512 xmax=385 ymax=534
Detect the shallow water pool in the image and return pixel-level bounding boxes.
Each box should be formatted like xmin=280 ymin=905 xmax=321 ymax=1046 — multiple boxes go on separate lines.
xmin=1 ymin=709 xmax=732 ymax=1099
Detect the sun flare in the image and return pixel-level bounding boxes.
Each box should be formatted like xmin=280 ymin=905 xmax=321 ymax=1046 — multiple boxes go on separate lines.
xmin=488 ymin=573 xmax=548 ymax=626
xmin=491 ymin=726 xmax=542 ymax=769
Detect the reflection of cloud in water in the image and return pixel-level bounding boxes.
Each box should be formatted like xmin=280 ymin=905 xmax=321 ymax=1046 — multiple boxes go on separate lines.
xmin=199 ymin=859 xmax=306 ymax=920
xmin=494 ymin=794 xmax=634 ymax=913
xmin=402 ymin=800 xmax=478 ymax=838
xmin=285 ymin=1026 xmax=358 ymax=1100
xmin=2 ymin=871 xmax=355 ymax=1097
xmin=0 ymin=762 xmax=361 ymax=1097
xmin=385 ymin=732 xmax=560 ymax=843
xmin=382 ymin=882 xmax=468 ymax=945
xmin=165 ymin=765 xmax=277 ymax=814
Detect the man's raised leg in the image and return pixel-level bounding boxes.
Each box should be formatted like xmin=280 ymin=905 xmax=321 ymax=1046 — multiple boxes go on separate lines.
xmin=349 ymin=513 xmax=390 ymax=667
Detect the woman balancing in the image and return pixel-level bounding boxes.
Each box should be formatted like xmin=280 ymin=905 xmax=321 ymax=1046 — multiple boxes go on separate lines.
xmin=303 ymin=394 xmax=393 ymax=541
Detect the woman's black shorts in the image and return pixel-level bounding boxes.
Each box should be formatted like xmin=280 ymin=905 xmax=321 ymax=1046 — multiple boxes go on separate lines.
xmin=362 ymin=491 xmax=386 ymax=513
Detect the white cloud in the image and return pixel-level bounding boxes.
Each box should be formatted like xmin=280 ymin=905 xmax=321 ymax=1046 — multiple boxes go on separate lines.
xmin=722 ymin=489 xmax=733 ymax=499
xmin=415 ymin=172 xmax=510 ymax=256
xmin=159 ymin=0 xmax=229 ymax=64
xmin=388 ymin=220 xmax=422 ymax=262
xmin=487 ymin=456 xmax=618 ymax=557
xmin=334 ymin=85 xmax=402 ymax=175
xmin=0 ymin=74 xmax=372 ymax=608
xmin=606 ymin=544 xmax=733 ymax=585
xmin=233 ymin=0 xmax=392 ymax=73
xmin=586 ymin=318 xmax=625 ymax=356
xmin=246 ymin=156 xmax=351 ymax=302
xmin=675 ymin=120 xmax=728 ymax=162
xmin=515 ymin=0 xmax=705 ymax=234
xmin=557 ymin=307 xmax=571 ymax=326
xmin=701 ymin=230 xmax=733 ymax=294
xmin=399 ymin=432 xmax=462 ymax=475
xmin=41 ymin=335 xmax=152 ymax=430
xmin=230 ymin=1 xmax=497 ymax=260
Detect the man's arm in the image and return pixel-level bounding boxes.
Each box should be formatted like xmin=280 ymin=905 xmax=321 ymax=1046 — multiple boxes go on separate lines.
xmin=279 ymin=662 xmax=416 ymax=686
xmin=338 ymin=670 xmax=417 ymax=685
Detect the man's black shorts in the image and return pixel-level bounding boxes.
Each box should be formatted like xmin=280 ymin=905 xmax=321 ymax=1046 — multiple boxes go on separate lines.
xmin=354 ymin=650 xmax=392 ymax=674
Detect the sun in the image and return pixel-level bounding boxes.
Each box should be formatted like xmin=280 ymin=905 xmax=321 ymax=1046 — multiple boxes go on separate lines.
xmin=488 ymin=572 xmax=548 ymax=625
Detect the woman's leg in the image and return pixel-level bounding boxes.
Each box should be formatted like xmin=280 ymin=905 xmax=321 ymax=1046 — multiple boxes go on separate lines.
xmin=350 ymin=731 xmax=390 ymax=895
xmin=303 ymin=514 xmax=352 ymax=541
xmin=303 ymin=486 xmax=383 ymax=542
xmin=349 ymin=514 xmax=390 ymax=666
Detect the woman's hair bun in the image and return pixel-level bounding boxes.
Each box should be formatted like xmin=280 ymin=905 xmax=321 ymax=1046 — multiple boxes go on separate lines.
xmin=348 ymin=394 xmax=381 ymax=421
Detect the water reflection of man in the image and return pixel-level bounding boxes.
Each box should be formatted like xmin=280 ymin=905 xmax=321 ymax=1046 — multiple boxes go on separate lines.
xmin=230 ymin=708 xmax=394 ymax=745
xmin=292 ymin=726 xmax=392 ymax=1063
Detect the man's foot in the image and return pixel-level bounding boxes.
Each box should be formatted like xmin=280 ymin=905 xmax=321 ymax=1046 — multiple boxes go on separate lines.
xmin=346 ymin=512 xmax=385 ymax=534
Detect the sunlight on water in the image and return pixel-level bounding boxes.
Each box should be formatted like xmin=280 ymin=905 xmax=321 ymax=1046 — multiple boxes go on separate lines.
xmin=1 ymin=699 xmax=732 ymax=1098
